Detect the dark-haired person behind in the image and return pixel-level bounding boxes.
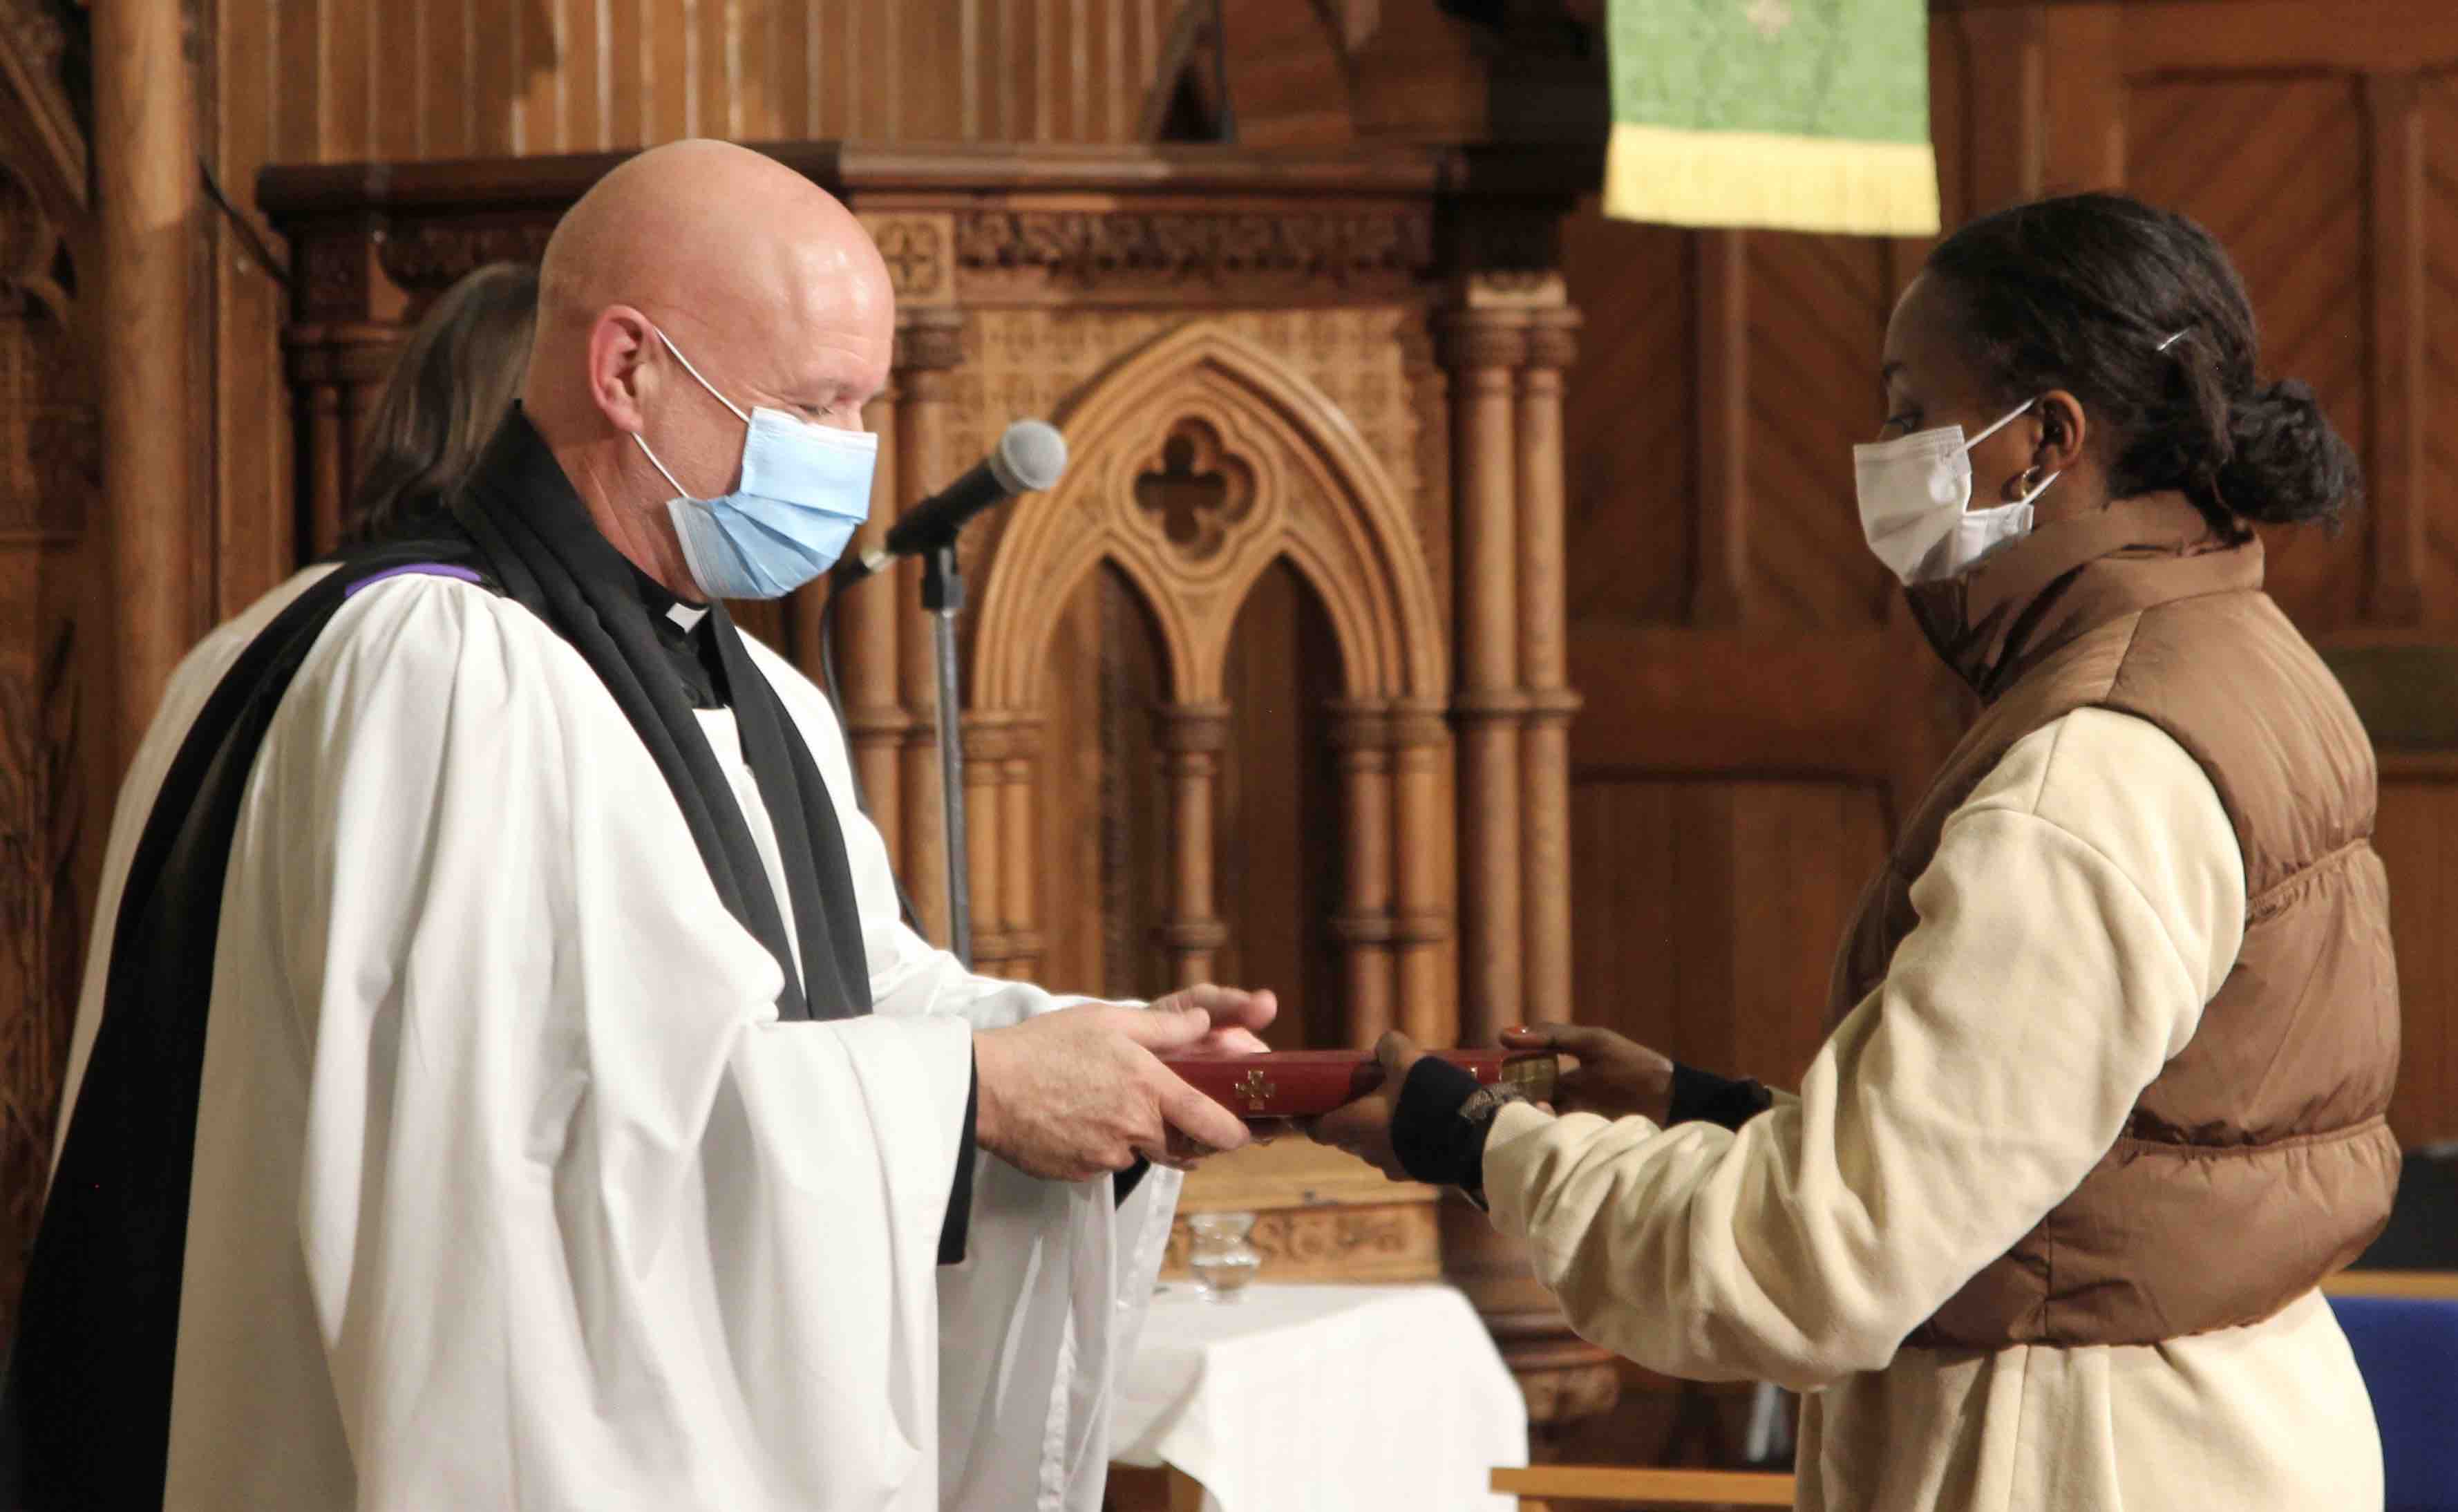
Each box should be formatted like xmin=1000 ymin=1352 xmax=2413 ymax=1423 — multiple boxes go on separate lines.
xmin=1318 ymin=193 xmax=2399 ymax=1511
xmin=341 ymin=260 xmax=538 ymax=545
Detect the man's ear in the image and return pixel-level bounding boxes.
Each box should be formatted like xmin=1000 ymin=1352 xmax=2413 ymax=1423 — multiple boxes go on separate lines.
xmin=588 ymin=306 xmax=655 ymax=435
xmin=2035 ymin=388 xmax=2089 ymax=478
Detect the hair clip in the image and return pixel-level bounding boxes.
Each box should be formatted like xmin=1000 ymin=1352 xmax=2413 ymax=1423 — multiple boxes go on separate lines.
xmin=2156 ymin=329 xmax=2190 ymax=353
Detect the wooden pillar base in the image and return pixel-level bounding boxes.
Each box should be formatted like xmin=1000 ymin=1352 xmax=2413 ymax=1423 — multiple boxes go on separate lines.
xmin=1157 ymin=701 xmax=1231 ymax=987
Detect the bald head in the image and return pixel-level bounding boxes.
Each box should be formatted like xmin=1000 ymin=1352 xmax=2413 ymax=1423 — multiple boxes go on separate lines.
xmin=522 ymin=139 xmax=896 ymax=597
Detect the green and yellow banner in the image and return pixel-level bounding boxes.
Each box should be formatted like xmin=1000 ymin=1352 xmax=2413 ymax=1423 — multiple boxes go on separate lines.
xmin=1605 ymin=0 xmax=1940 ymax=236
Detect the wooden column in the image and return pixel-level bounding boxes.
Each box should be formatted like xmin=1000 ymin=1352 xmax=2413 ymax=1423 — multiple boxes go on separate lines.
xmin=1392 ymin=701 xmax=1453 ymax=1047
xmin=337 ymin=380 xmax=378 ymax=547
xmin=894 ymin=309 xmax=963 ymax=944
xmin=841 ymin=387 xmax=909 ymax=860
xmin=93 ymin=0 xmax=197 ymax=779
xmin=285 ymin=327 xmax=413 ymax=558
xmin=1330 ymin=701 xmax=1397 ymax=1046
xmin=999 ymin=717 xmax=1042 ymax=980
xmin=1518 ymin=308 xmax=1581 ymax=1026
xmin=2363 ymin=69 xmax=2427 ymax=625
xmin=1441 ymin=309 xmax=1530 ymax=1046
xmin=1156 ymin=701 xmax=1231 ymax=987
xmin=961 ymin=715 xmax=1007 ymax=969
xmin=299 ymin=361 xmax=348 ymax=560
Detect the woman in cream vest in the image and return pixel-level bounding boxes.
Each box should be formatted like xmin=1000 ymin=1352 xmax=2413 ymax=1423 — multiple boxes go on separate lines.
xmin=1316 ymin=192 xmax=2400 ymax=1512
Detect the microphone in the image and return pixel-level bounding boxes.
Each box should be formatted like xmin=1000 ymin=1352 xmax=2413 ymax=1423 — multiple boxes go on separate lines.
xmin=833 ymin=419 xmax=1068 ymax=586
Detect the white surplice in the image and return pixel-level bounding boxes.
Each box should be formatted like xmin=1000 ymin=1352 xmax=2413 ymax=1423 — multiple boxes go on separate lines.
xmin=54 ymin=566 xmax=1180 ymax=1512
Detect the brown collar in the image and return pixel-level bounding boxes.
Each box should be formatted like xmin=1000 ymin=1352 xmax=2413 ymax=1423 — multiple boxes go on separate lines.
xmin=1905 ymin=493 xmax=2264 ymax=701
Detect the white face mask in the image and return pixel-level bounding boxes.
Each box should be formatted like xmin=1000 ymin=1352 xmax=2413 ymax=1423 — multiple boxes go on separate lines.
xmin=1853 ymin=397 xmax=2061 ymax=585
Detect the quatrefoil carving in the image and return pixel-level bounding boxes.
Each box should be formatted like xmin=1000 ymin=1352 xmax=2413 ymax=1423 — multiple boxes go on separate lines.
xmin=1133 ymin=419 xmax=1256 ymax=561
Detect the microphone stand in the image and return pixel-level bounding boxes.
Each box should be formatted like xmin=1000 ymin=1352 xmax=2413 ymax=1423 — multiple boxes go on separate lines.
xmin=918 ymin=542 xmax=973 ymax=969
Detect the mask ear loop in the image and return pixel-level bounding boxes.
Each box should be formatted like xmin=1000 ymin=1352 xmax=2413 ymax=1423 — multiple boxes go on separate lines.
xmin=1963 ymin=395 xmax=2039 ymax=451
xmin=633 ymin=433 xmax=692 ymax=499
xmin=634 ymin=322 xmax=746 ymax=501
xmin=1967 ymin=397 xmax=2061 ymax=508
xmin=650 ymin=325 xmax=750 ymax=423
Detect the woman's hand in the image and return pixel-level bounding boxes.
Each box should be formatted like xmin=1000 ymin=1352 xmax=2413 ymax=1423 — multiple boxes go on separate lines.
xmin=1305 ymin=1031 xmax=1425 ymax=1180
xmin=1501 ymin=1023 xmax=1674 ymax=1124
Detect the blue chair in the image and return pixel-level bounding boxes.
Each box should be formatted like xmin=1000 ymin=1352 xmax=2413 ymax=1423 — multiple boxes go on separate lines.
xmin=2327 ymin=1287 xmax=2458 ymax=1512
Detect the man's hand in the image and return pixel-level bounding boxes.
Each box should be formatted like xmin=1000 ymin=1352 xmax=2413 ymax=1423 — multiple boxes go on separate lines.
xmin=1306 ymin=1031 xmax=1425 ymax=1181
xmin=972 ymin=1003 xmax=1254 ymax=1182
xmin=1500 ymin=1022 xmax=1673 ymax=1124
xmin=1153 ymin=983 xmax=1277 ymax=1057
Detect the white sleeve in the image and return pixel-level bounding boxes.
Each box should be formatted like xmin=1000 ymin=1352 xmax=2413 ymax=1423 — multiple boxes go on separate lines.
xmin=731 ymin=645 xmax=1182 ymax=1511
xmin=743 ymin=635 xmax=1100 ymax=1026
xmin=1479 ymin=708 xmax=2247 ymax=1390
xmin=258 ymin=578 xmax=974 ymax=1508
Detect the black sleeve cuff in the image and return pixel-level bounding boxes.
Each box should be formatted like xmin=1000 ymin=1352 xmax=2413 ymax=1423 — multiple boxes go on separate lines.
xmin=938 ymin=1055 xmax=981 ymax=1266
xmin=1667 ymin=1062 xmax=1775 ymax=1132
xmin=1390 ymin=1056 xmax=1489 ymax=1190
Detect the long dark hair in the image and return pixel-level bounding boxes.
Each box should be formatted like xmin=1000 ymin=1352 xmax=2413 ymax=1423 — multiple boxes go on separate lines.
xmin=1924 ymin=192 xmax=2360 ymax=538
xmin=343 ymin=261 xmax=539 ymax=545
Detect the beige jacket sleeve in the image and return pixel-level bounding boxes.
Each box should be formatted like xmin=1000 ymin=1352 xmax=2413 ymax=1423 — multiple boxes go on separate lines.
xmin=1482 ymin=708 xmax=2247 ymax=1390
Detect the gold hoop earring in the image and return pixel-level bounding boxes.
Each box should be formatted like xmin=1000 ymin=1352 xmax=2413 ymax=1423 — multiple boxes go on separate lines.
xmin=2018 ymin=466 xmax=2043 ymax=498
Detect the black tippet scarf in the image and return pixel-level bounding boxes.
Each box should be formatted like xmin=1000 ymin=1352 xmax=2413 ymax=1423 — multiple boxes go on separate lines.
xmin=0 ymin=412 xmax=880 ymax=1508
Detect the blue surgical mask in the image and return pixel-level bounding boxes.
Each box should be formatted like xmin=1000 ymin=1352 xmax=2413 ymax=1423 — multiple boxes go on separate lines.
xmin=633 ymin=326 xmax=878 ymax=600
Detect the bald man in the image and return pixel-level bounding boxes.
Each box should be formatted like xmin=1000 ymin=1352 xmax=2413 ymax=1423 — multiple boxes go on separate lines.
xmin=8 ymin=140 xmax=1271 ymax=1512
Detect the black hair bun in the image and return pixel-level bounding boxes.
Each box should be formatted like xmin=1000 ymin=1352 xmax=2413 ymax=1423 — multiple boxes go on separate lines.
xmin=2216 ymin=378 xmax=2362 ymax=529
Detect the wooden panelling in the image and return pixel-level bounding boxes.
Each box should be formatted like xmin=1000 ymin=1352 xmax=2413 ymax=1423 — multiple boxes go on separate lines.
xmin=0 ymin=1 xmax=97 ymax=1345
xmin=1214 ymin=0 xmax=1354 ymax=149
xmin=1569 ymin=777 xmax=1888 ymax=1091
xmin=243 ymin=0 xmax=1181 ymax=164
xmin=2376 ymin=773 xmax=2457 ymax=1144
xmin=2417 ymin=74 xmax=2458 ymax=630
xmin=2128 ymin=73 xmax=2372 ymax=632
xmin=1558 ymin=200 xmax=1692 ymax=627
xmin=1216 ymin=560 xmax=1347 ymax=1046
xmin=207 ymin=0 xmax=1191 ymax=618
xmin=2360 ymin=71 xmax=2425 ymax=624
xmin=1034 ymin=563 xmax=1166 ymax=999
xmin=1741 ymin=232 xmax=1896 ymax=629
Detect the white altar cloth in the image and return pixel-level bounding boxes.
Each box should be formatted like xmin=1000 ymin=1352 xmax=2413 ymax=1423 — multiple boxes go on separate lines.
xmin=1112 ymin=1283 xmax=1527 ymax=1512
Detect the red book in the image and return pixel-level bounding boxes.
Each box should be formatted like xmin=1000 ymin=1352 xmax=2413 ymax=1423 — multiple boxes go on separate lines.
xmin=1157 ymin=1049 xmax=1560 ymax=1120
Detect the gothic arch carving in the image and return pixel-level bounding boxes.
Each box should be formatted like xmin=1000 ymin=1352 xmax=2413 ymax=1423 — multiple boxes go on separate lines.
xmin=967 ymin=320 xmax=1452 ymax=1039
xmin=972 ymin=320 xmax=1445 ymax=712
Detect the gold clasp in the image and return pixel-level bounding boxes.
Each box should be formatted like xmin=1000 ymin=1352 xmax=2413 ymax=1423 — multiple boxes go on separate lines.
xmin=1500 ymin=1053 xmax=1560 ymax=1105
xmin=1236 ymin=1068 xmax=1276 ymax=1112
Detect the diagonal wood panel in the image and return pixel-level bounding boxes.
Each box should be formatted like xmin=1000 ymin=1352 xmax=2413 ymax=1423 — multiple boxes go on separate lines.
xmin=1742 ymin=232 xmax=1895 ymax=629
xmin=1562 ymin=200 xmax=1695 ymax=626
xmin=2131 ymin=76 xmax=2371 ymax=632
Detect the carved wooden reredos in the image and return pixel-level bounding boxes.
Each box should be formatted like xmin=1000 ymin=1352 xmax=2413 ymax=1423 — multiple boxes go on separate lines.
xmin=974 ymin=321 xmax=1450 ymax=1037
xmin=258 ymin=142 xmax=1585 ymax=1055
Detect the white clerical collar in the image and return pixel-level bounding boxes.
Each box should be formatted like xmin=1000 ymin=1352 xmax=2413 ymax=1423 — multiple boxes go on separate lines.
xmin=667 ymin=602 xmax=710 ymax=632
